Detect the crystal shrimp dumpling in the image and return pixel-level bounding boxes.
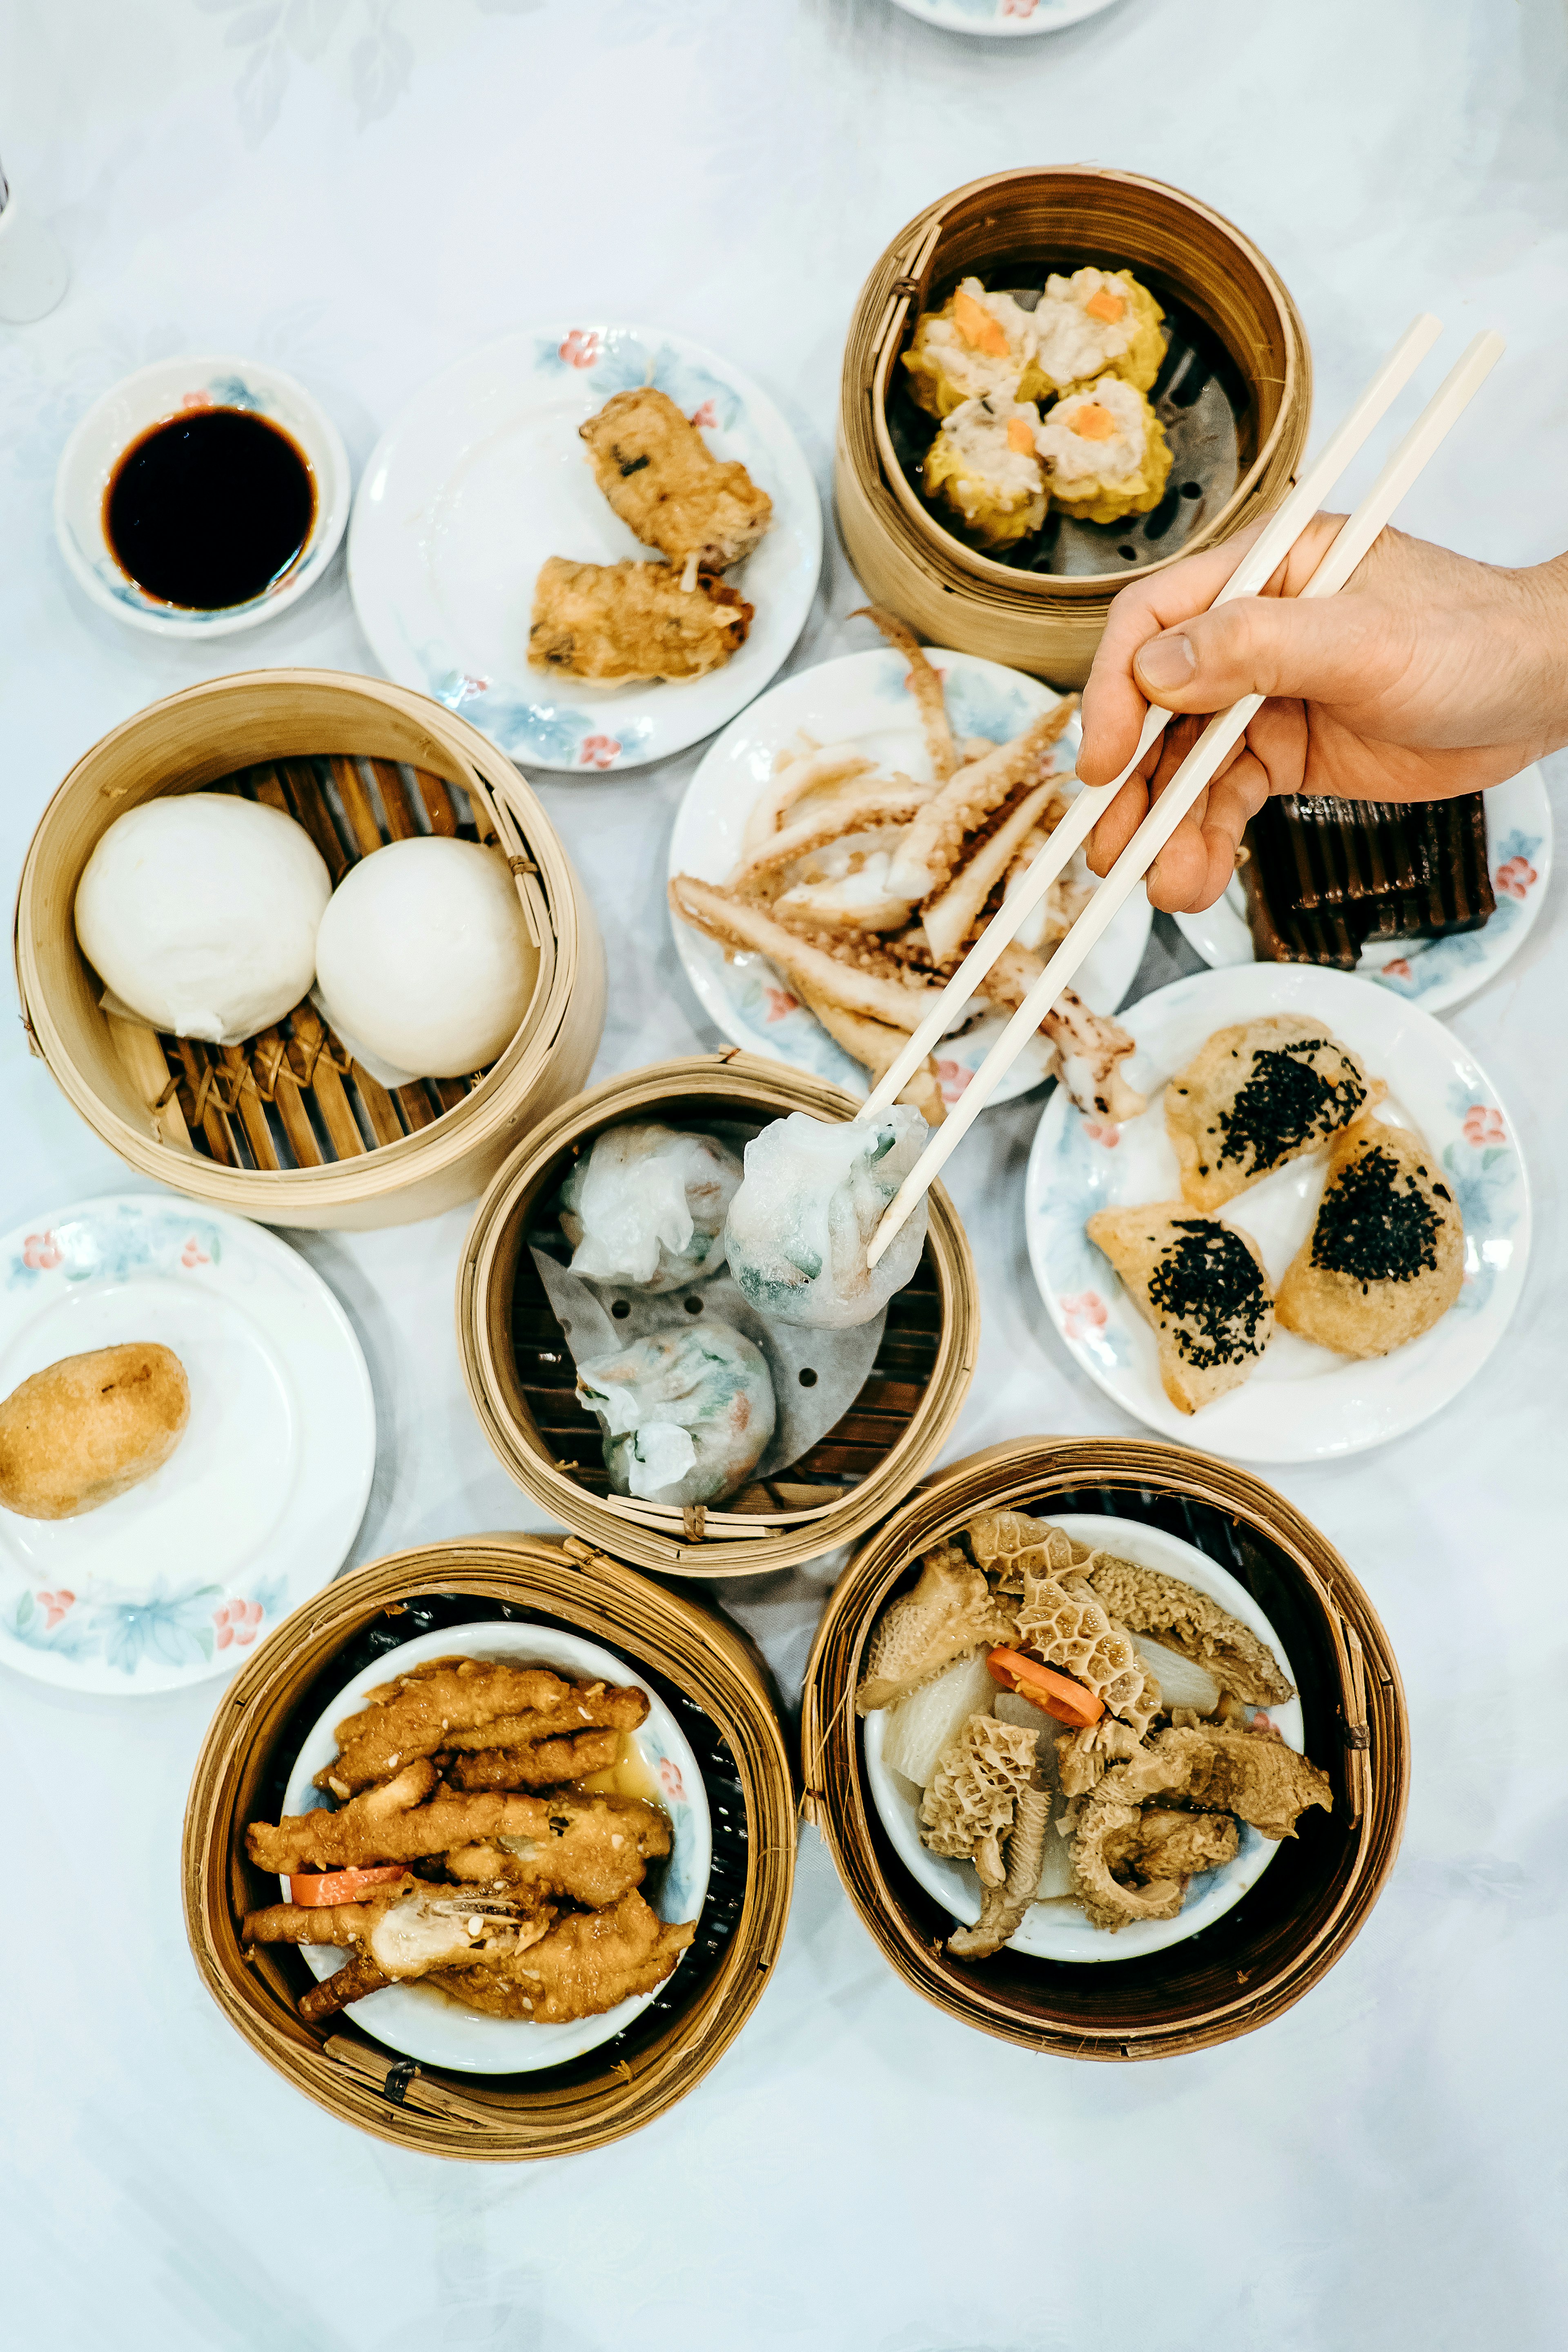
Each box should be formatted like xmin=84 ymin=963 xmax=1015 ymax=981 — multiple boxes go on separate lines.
xmin=557 ymin=1123 xmax=743 ymax=1292
xmin=723 ymin=1106 xmax=930 ymax=1330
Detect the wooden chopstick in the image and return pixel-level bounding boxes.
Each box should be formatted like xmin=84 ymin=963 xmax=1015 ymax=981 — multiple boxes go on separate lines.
xmin=866 ymin=325 xmax=1506 ymax=1267
xmin=857 ymin=313 xmax=1445 ymax=1127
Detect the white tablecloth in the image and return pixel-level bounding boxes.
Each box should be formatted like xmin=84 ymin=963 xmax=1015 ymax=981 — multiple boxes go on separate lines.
xmin=3 ymin=2 xmax=1565 ymax=2343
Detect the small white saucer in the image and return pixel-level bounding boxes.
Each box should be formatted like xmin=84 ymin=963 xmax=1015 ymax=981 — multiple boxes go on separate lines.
xmin=54 ymin=355 xmax=350 ymax=637
xmin=863 ymin=1512 xmax=1305 ymax=1962
xmin=280 ymin=1620 xmax=712 ymax=2074
xmin=888 ymin=0 xmax=1124 ymax=32
xmin=0 ymin=1196 xmax=374 ymax=1694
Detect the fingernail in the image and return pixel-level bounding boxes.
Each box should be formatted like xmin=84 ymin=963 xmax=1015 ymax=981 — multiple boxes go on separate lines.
xmin=1135 ymin=632 xmax=1197 ymax=691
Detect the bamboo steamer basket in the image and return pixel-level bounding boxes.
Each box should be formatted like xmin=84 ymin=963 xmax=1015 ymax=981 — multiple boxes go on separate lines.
xmin=183 ymin=1532 xmax=795 ymax=2159
xmin=837 ymin=167 xmax=1313 ymax=688
xmin=14 ymin=670 xmax=605 ymax=1228
xmin=458 ymin=1053 xmax=978 ymax=1577
xmin=802 ymin=1438 xmax=1406 ymax=2061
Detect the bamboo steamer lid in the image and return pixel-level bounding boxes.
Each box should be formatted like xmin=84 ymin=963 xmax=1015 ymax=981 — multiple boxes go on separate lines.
xmin=802 ymin=1438 xmax=1407 ymax=2061
xmin=837 ymin=167 xmax=1313 ymax=688
xmin=13 ymin=670 xmax=606 ymax=1229
xmin=457 ymin=1054 xmax=978 ymax=1578
xmin=182 ymin=1533 xmax=795 ymax=2159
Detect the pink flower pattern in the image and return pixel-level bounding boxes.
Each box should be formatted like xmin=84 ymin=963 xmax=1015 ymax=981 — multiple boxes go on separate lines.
xmin=657 ymin=1756 xmax=686 ymax=1803
xmin=1000 ymin=0 xmax=1039 ymax=16
xmin=935 ymin=1059 xmax=973 ymax=1103
xmin=181 ymin=1238 xmax=209 ymax=1268
xmin=213 ymin=1598 xmax=265 ymax=1652
xmin=762 ymin=985 xmax=800 ymax=1023
xmin=1462 ymin=1105 xmax=1506 ymax=1149
xmin=1083 ymin=1120 xmax=1121 ymax=1148
xmin=36 ymin=1589 xmax=76 ymax=1630
xmin=689 ymin=399 xmax=718 ymax=430
xmin=1381 ymin=957 xmax=1412 ymax=982
xmin=22 ymin=1230 xmax=62 ymax=1270
xmin=579 ymin=734 xmax=621 ymax=769
xmin=1495 ymin=855 xmax=1537 ymax=900
xmin=1060 ymin=1290 xmax=1108 ymax=1340
xmin=559 ymin=330 xmax=600 ymax=369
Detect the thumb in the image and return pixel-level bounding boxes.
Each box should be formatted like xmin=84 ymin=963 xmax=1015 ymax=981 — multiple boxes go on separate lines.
xmin=1131 ymin=592 xmax=1375 ymax=714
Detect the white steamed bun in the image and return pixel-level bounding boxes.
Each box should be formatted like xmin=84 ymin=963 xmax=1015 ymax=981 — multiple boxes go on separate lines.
xmin=73 ymin=793 xmax=331 ymax=1045
xmin=312 ymin=835 xmax=538 ymax=1080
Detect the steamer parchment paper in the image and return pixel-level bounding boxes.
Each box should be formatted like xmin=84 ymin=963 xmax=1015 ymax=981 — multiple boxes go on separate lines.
xmin=529 ymin=1247 xmax=885 ymax=1482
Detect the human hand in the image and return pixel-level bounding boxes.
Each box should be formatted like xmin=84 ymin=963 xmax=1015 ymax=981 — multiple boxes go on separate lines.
xmin=1075 ymin=516 xmax=1568 ymax=911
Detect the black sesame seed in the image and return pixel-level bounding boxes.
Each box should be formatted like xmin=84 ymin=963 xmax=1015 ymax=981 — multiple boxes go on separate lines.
xmin=1310 ymin=1143 xmax=1441 ymax=1285
xmin=1215 ymin=1040 xmax=1365 ymax=1174
xmin=1148 ymin=1221 xmax=1270 ymax=1369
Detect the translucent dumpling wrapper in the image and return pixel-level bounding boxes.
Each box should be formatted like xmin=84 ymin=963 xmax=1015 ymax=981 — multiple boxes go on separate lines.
xmin=724 ymin=1107 xmax=930 ymax=1330
xmin=558 ymin=1123 xmax=743 ymax=1292
xmin=575 ymin=1321 xmax=776 ymax=1506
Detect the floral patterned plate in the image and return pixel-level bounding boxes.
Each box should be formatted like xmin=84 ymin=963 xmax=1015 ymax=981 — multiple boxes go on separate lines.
xmin=864 ymin=1512 xmax=1306 ymax=1963
xmin=0 ymin=1196 xmax=374 ymax=1696
xmin=1172 ymin=767 xmax=1552 ymax=1015
xmin=279 ymin=1621 xmax=713 ymax=2073
xmin=348 ymin=324 xmax=822 ymax=774
xmin=1025 ymin=966 xmax=1530 ymax=1461
xmin=667 ymin=648 xmax=1151 ymax=1109
xmin=887 ymin=0 xmax=1125 ymax=34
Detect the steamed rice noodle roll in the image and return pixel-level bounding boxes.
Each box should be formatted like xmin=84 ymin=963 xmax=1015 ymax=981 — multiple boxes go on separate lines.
xmin=1035 ymin=376 xmax=1173 ymax=528
xmin=1029 ymin=267 xmax=1165 ymax=401
xmin=724 ymin=1107 xmax=929 ymax=1330
xmin=576 ymin=1323 xmax=775 ymax=1505
xmin=902 ymin=278 xmax=1047 ymax=420
xmin=923 ymin=396 xmax=1048 ymax=551
xmin=558 ymin=1123 xmax=742 ymax=1292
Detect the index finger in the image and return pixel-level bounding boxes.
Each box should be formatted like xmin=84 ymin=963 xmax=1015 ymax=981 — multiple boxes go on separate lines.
xmin=1075 ymin=523 xmax=1268 ymax=788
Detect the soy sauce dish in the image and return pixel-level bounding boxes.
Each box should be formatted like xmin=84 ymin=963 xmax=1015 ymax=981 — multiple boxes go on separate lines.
xmin=54 ymin=355 xmax=350 ymax=637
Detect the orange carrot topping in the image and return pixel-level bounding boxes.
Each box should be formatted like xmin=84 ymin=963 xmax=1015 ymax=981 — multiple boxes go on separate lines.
xmin=1085 ymin=287 xmax=1127 ymax=325
xmin=287 ymin=1865 xmax=410 ymax=1907
xmin=985 ymin=1646 xmax=1104 ymax=1728
xmin=1005 ymin=416 xmax=1037 ymax=456
xmin=953 ymin=287 xmax=1011 ymax=358
xmin=1069 ymin=402 xmax=1118 ymax=442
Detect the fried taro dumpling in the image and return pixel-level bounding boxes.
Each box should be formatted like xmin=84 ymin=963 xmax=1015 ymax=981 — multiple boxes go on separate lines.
xmin=1076 ymin=1552 xmax=1294 ymax=1707
xmin=1014 ymin=1568 xmax=1160 ymax=1735
xmin=1165 ymin=1016 xmax=1372 ymax=1211
xmin=1087 ymin=1203 xmax=1274 ymax=1414
xmin=919 ymin=1713 xmax=1038 ymax=1885
xmin=856 ymin=1543 xmax=1017 ymax=1713
xmin=964 ymin=1508 xmax=1094 ymax=1596
xmin=1275 ymin=1113 xmax=1464 ymax=1357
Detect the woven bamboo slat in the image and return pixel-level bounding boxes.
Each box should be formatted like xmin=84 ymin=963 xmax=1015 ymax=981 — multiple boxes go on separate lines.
xmin=457 ymin=1054 xmax=978 ymax=1578
xmin=181 ymin=1533 xmax=796 ymax=2160
xmin=801 ymin=1438 xmax=1407 ymax=2061
xmin=13 ymin=670 xmax=606 ymax=1228
xmin=837 ymin=167 xmax=1313 ymax=687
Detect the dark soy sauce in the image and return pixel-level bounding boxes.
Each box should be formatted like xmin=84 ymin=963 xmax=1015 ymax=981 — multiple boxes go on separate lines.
xmin=104 ymin=408 xmax=316 ymax=609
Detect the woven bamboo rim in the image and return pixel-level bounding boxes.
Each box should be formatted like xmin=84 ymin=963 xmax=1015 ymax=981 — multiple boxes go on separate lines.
xmin=801 ymin=1438 xmax=1406 ymax=2061
xmin=837 ymin=167 xmax=1312 ymax=685
xmin=457 ymin=1053 xmax=978 ymax=1577
xmin=13 ymin=671 xmax=606 ymax=1229
xmin=182 ymin=1533 xmax=796 ymax=2160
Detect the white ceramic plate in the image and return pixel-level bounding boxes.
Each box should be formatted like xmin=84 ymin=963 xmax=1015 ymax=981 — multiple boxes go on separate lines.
xmin=889 ymin=0 xmax=1123 ymax=34
xmin=0 ymin=1196 xmax=374 ymax=1695
xmin=281 ymin=1620 xmax=713 ymax=2073
xmin=1025 ymin=966 xmax=1530 ymax=1461
xmin=349 ymin=324 xmax=822 ymax=775
xmin=1172 ymin=768 xmax=1552 ymax=1016
xmin=863 ymin=1512 xmax=1305 ymax=1963
xmin=668 ymin=648 xmax=1151 ymax=1109
xmin=54 ymin=354 xmax=350 ymax=637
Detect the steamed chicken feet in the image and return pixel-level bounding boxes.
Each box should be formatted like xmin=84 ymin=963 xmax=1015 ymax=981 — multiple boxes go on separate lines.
xmin=427 ymin=1890 xmax=697 ymax=2023
xmin=242 ymin=1879 xmax=552 ymax=2021
xmin=319 ymin=1659 xmax=651 ymax=1795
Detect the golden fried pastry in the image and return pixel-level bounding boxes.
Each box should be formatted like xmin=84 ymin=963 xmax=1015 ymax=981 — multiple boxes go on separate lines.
xmin=1087 ymin=1203 xmax=1274 ymax=1414
xmin=1275 ymin=1113 xmax=1464 ymax=1356
xmin=529 ymin=555 xmax=751 ymax=682
xmin=579 ymin=385 xmax=772 ymax=572
xmin=1165 ymin=1016 xmax=1372 ymax=1210
xmin=0 ymin=1341 xmax=189 ymax=1521
xmin=427 ymin=1889 xmax=696 ymax=2023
